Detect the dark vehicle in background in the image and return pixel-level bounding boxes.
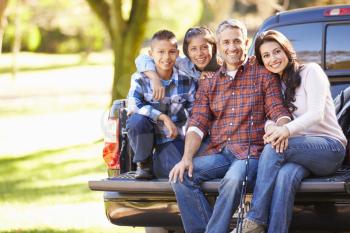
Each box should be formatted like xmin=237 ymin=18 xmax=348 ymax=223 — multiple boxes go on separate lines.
xmin=89 ymin=5 xmax=350 ymax=233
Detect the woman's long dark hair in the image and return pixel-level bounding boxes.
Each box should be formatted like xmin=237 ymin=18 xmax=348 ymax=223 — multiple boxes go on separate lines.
xmin=255 ymin=30 xmax=303 ymax=113
xmin=183 ymin=27 xmax=219 ymax=72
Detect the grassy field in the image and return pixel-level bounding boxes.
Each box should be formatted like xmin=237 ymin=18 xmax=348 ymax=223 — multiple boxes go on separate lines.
xmin=0 ymin=52 xmax=144 ymax=233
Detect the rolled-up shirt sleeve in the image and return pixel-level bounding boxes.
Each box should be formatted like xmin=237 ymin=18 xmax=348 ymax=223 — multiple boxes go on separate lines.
xmin=135 ymin=54 xmax=156 ymax=73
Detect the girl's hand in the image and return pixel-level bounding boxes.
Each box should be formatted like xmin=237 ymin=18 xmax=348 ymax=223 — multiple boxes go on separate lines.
xmin=200 ymin=71 xmax=215 ymax=80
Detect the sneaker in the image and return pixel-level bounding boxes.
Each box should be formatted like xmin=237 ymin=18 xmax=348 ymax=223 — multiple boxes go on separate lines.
xmin=231 ymin=219 xmax=265 ymax=233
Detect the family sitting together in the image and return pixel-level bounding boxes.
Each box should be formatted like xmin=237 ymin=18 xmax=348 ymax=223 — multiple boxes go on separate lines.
xmin=125 ymin=18 xmax=347 ymax=233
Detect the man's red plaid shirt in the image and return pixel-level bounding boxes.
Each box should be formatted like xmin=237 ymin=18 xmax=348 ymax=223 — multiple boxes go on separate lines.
xmin=189 ymin=58 xmax=291 ymax=159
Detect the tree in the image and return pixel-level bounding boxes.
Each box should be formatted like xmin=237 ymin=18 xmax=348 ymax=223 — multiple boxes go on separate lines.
xmin=0 ymin=0 xmax=9 ymax=54
xmin=86 ymin=0 xmax=149 ymax=103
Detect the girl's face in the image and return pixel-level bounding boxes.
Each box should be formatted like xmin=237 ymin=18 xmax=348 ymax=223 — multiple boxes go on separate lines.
xmin=259 ymin=41 xmax=289 ymax=76
xmin=187 ymin=35 xmax=213 ymax=71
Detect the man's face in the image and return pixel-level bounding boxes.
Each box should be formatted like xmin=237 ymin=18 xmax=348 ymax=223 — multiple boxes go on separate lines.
xmin=217 ymin=27 xmax=248 ymax=71
xmin=149 ymin=39 xmax=179 ymax=74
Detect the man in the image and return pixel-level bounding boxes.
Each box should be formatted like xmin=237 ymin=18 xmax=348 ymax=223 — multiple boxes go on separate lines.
xmin=127 ymin=29 xmax=196 ymax=179
xmin=168 ymin=19 xmax=291 ymax=233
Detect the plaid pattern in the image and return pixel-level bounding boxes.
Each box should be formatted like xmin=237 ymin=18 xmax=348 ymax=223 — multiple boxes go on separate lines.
xmin=189 ymin=58 xmax=291 ymax=159
xmin=127 ymin=68 xmax=196 ymax=144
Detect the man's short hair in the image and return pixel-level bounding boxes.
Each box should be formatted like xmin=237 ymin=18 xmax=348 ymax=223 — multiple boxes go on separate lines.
xmin=151 ymin=30 xmax=177 ymax=48
xmin=216 ymin=19 xmax=248 ymax=40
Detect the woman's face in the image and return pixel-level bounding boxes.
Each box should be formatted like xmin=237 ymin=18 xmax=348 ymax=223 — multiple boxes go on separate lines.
xmin=187 ymin=35 xmax=213 ymax=71
xmin=259 ymin=41 xmax=289 ymax=76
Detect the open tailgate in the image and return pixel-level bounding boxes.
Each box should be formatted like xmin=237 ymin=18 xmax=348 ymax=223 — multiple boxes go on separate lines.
xmin=89 ymin=166 xmax=350 ymax=194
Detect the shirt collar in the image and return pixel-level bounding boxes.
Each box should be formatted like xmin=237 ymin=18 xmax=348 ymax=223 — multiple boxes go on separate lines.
xmin=165 ymin=67 xmax=179 ymax=86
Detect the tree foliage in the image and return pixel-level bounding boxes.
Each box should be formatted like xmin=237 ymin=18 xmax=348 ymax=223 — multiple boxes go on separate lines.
xmin=2 ymin=0 xmax=107 ymax=53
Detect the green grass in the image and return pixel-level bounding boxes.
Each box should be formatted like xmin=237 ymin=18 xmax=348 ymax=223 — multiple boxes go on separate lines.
xmin=0 ymin=53 xmax=143 ymax=232
xmin=0 ymin=140 xmax=144 ymax=232
xmin=0 ymin=141 xmax=103 ymax=204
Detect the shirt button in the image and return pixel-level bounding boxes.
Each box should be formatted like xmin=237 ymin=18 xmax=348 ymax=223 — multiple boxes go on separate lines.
xmin=232 ymin=92 xmax=234 ymax=95
xmin=227 ymin=138 xmax=231 ymax=141
xmin=232 ymin=108 xmax=235 ymax=111
xmin=229 ymin=122 xmax=233 ymax=126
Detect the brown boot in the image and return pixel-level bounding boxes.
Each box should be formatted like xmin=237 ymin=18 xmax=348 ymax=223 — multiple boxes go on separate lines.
xmin=135 ymin=161 xmax=153 ymax=179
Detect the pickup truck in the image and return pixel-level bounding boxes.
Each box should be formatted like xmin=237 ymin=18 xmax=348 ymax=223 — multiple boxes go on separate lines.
xmin=89 ymin=5 xmax=350 ymax=233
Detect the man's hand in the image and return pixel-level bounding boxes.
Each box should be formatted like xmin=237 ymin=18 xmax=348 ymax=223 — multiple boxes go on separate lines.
xmin=159 ymin=114 xmax=178 ymax=139
xmin=150 ymin=77 xmax=165 ymax=100
xmin=169 ymin=158 xmax=193 ymax=183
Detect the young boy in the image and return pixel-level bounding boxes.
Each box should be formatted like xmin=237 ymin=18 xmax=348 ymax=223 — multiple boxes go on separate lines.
xmin=127 ymin=30 xmax=196 ymax=179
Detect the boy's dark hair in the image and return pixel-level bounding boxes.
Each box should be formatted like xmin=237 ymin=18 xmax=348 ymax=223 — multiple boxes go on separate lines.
xmin=151 ymin=30 xmax=177 ymax=47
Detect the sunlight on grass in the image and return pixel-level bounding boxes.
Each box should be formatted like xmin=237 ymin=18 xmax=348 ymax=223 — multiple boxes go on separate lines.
xmin=0 ymin=56 xmax=143 ymax=232
xmin=0 ymin=141 xmax=106 ymax=204
xmin=0 ymin=140 xmax=144 ymax=233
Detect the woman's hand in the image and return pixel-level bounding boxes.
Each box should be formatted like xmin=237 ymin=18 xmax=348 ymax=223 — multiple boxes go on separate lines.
xmin=264 ymin=126 xmax=290 ymax=153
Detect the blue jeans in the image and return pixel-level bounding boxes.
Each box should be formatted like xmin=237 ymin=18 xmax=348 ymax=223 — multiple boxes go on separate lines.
xmin=247 ymin=136 xmax=345 ymax=233
xmin=127 ymin=113 xmax=183 ymax=178
xmin=171 ymin=147 xmax=259 ymax=233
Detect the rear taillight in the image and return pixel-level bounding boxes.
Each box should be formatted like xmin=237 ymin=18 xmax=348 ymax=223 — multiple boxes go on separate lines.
xmin=102 ymin=117 xmax=120 ymax=169
xmin=102 ymin=100 xmax=125 ymax=172
xmin=324 ymin=7 xmax=350 ymax=16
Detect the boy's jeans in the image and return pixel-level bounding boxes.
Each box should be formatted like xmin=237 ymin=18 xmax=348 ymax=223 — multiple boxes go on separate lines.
xmin=126 ymin=113 xmax=183 ymax=178
xmin=171 ymin=147 xmax=259 ymax=233
xmin=247 ymin=136 xmax=345 ymax=233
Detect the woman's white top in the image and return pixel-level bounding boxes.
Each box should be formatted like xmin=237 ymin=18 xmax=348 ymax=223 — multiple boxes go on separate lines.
xmin=284 ymin=63 xmax=347 ymax=147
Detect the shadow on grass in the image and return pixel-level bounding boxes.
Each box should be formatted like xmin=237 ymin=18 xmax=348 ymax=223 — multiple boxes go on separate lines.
xmin=0 ymin=139 xmax=107 ymax=203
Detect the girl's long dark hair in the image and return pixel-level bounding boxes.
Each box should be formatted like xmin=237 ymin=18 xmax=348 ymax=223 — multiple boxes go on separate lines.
xmin=183 ymin=27 xmax=219 ymax=72
xmin=255 ymin=30 xmax=303 ymax=113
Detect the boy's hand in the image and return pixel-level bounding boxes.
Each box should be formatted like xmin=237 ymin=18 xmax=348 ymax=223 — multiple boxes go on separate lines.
xmin=158 ymin=114 xmax=178 ymax=139
xmin=150 ymin=77 xmax=165 ymax=100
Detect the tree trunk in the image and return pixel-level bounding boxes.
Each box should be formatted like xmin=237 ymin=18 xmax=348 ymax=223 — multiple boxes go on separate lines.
xmin=86 ymin=0 xmax=149 ymax=104
xmin=0 ymin=0 xmax=9 ymax=55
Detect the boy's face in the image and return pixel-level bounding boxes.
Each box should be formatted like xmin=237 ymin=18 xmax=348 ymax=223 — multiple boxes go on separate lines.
xmin=149 ymin=39 xmax=179 ymax=73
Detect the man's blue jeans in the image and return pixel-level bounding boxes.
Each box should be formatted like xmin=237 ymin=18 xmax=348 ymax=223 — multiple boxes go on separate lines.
xmin=171 ymin=147 xmax=259 ymax=233
xmin=247 ymin=136 xmax=345 ymax=233
xmin=126 ymin=113 xmax=183 ymax=178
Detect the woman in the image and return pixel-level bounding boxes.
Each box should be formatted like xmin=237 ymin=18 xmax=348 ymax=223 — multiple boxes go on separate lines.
xmin=240 ymin=30 xmax=347 ymax=233
xmin=135 ymin=26 xmax=219 ymax=99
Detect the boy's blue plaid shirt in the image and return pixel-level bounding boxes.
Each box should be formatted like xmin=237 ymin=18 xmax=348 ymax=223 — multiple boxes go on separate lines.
xmin=127 ymin=68 xmax=196 ymax=144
